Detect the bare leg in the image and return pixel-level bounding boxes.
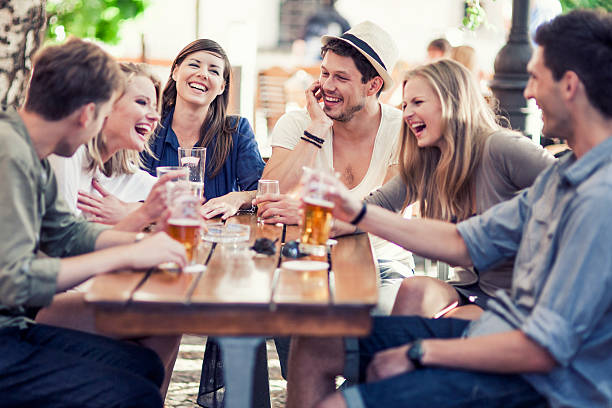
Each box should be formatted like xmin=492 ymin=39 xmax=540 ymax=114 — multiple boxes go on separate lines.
xmin=391 ymin=276 xmax=460 ymax=317
xmin=36 ymin=292 xmax=181 ymax=399
xmin=287 ymin=336 xmax=345 ymax=408
xmin=444 ymin=304 xmax=483 ymax=320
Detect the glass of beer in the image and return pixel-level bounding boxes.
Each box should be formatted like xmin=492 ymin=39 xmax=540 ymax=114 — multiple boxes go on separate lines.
xmin=300 ymin=168 xmax=334 ymax=256
xmin=256 ymin=179 xmax=280 ymax=222
xmin=178 ymin=147 xmax=206 ymax=201
xmin=167 ymin=190 xmax=201 ymax=263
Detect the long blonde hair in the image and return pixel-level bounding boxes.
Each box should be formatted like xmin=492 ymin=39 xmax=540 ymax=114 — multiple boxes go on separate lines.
xmin=399 ymin=59 xmax=501 ymax=222
xmin=86 ymin=62 xmax=161 ymax=176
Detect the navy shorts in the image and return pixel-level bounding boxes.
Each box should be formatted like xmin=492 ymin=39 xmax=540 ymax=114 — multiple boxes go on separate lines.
xmin=341 ymin=316 xmax=546 ymax=408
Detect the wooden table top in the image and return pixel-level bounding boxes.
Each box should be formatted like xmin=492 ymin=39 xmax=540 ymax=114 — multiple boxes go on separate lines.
xmin=85 ymin=214 xmax=378 ymax=337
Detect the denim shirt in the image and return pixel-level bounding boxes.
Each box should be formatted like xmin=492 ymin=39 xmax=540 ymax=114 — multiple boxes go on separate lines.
xmin=458 ymin=137 xmax=612 ymax=408
xmin=141 ymin=109 xmax=265 ymax=200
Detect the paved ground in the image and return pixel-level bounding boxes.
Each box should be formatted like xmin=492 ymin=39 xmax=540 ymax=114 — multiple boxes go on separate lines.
xmin=165 ymin=336 xmax=286 ymax=408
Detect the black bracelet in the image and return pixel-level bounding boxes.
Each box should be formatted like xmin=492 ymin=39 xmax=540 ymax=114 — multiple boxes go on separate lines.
xmin=300 ymin=136 xmax=322 ymax=149
xmin=303 ymin=130 xmax=325 ymax=145
xmin=350 ymin=202 xmax=367 ymax=225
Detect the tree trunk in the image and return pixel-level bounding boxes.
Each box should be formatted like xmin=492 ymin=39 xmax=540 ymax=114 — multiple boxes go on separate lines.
xmin=0 ymin=0 xmax=47 ymax=108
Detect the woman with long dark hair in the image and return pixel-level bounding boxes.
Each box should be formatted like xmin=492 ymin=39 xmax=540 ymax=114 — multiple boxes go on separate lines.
xmin=142 ymin=39 xmax=264 ymax=219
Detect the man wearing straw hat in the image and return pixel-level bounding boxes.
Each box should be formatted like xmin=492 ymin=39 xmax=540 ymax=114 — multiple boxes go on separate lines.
xmin=260 ymin=21 xmax=414 ymax=312
xmin=263 ymin=20 xmax=401 ymax=200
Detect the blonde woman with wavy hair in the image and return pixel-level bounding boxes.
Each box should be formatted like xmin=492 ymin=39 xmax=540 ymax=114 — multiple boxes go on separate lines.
xmin=50 ymin=62 xmax=172 ymax=231
xmin=348 ymin=59 xmax=555 ymax=320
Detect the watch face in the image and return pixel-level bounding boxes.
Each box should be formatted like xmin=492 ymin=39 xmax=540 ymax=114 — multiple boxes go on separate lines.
xmin=408 ymin=340 xmax=423 ymax=363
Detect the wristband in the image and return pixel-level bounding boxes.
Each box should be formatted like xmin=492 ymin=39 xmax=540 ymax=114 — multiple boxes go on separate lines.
xmin=303 ymin=130 xmax=325 ymax=145
xmin=300 ymin=136 xmax=322 ymax=149
xmin=349 ymin=202 xmax=367 ymax=225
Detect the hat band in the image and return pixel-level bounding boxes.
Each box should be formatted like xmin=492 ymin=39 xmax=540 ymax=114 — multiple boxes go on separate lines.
xmin=340 ymin=33 xmax=387 ymax=71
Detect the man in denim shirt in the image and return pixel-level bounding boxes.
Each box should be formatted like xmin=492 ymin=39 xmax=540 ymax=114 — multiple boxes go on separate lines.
xmin=287 ymin=10 xmax=612 ymax=408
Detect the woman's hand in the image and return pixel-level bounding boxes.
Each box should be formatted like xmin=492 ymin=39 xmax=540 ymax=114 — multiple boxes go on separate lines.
xmin=200 ymin=191 xmax=252 ymax=220
xmin=77 ymin=179 xmax=136 ymax=224
xmin=137 ymin=174 xmax=174 ymax=224
xmin=254 ymin=193 xmax=301 ymax=225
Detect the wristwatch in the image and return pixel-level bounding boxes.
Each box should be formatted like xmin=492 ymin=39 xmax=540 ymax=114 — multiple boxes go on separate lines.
xmin=406 ymin=339 xmax=424 ymax=369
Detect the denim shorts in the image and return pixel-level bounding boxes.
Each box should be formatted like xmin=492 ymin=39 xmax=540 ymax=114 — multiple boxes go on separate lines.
xmin=341 ymin=316 xmax=546 ymax=408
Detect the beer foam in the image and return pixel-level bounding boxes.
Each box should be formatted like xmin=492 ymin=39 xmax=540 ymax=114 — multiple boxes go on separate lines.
xmin=168 ymin=218 xmax=201 ymax=227
xmin=303 ymin=196 xmax=334 ymax=208
xmin=282 ymin=260 xmax=329 ymax=271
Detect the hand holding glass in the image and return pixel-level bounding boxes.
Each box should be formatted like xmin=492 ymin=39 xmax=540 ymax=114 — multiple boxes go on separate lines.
xmin=300 ymin=168 xmax=335 ymax=256
xmin=256 ymin=179 xmax=280 ymax=222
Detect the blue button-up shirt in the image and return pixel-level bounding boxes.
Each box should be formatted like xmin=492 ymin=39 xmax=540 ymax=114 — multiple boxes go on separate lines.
xmin=458 ymin=136 xmax=612 ymax=408
xmin=141 ymin=110 xmax=265 ymax=200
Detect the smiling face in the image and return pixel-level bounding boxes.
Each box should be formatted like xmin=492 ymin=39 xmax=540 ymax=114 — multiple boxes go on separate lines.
xmin=319 ymin=51 xmax=370 ymax=123
xmin=172 ymin=50 xmax=226 ymax=108
xmin=524 ymin=46 xmax=569 ymax=140
xmin=402 ymin=76 xmax=443 ymax=148
xmin=103 ymin=75 xmax=160 ymax=152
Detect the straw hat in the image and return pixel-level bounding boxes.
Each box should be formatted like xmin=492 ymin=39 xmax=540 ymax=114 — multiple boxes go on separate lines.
xmin=321 ymin=21 xmax=399 ymax=91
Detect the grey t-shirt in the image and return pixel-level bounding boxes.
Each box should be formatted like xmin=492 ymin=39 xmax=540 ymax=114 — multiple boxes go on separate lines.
xmin=365 ymin=129 xmax=556 ymax=296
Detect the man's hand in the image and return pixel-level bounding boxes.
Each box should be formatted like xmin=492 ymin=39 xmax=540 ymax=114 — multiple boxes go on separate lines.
xmin=366 ymin=344 xmax=414 ymax=383
xmin=305 ymin=80 xmax=333 ymax=135
xmin=254 ymin=193 xmax=301 ymax=225
xmin=77 ymin=179 xmax=133 ymax=224
xmin=128 ymin=232 xmax=187 ymax=270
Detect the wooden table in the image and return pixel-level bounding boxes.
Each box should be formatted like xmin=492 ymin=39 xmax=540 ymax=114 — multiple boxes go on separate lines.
xmin=85 ymin=214 xmax=378 ymax=407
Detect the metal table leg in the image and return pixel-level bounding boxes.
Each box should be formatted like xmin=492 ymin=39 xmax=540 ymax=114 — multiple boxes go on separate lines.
xmin=217 ymin=337 xmax=269 ymax=408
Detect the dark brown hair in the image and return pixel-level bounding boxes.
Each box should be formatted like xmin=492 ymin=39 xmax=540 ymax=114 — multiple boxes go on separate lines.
xmin=161 ymin=39 xmax=237 ymax=178
xmin=321 ymin=38 xmax=382 ymax=97
xmin=534 ymin=9 xmax=612 ymax=118
xmin=24 ymin=37 xmax=123 ymax=120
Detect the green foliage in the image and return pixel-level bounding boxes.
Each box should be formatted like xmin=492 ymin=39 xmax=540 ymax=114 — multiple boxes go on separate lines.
xmin=463 ymin=0 xmax=611 ymax=31
xmin=463 ymin=0 xmax=488 ymax=31
xmin=46 ymin=0 xmax=149 ymax=44
xmin=559 ymin=0 xmax=612 ymax=12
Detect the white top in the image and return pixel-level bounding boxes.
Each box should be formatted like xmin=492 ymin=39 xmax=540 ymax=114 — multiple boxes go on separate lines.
xmin=270 ymin=103 xmax=402 ymax=199
xmin=270 ymin=104 xmax=414 ymax=274
xmin=49 ymin=146 xmax=157 ymax=216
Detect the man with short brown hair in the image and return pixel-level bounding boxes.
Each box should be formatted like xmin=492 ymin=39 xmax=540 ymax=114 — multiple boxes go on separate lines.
xmin=0 ymin=37 xmax=186 ymax=408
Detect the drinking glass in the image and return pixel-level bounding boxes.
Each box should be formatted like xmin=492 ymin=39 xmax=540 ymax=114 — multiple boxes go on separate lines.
xmin=299 ymin=168 xmax=334 ymax=256
xmin=256 ymin=179 xmax=280 ymax=222
xmin=167 ymin=189 xmax=202 ymax=264
xmin=178 ymin=147 xmax=206 ymax=200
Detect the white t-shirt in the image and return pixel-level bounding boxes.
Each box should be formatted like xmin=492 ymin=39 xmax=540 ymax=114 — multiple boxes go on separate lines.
xmin=49 ymin=146 xmax=157 ymax=216
xmin=270 ymin=104 xmax=414 ymax=274
xmin=270 ymin=104 xmax=402 ymax=199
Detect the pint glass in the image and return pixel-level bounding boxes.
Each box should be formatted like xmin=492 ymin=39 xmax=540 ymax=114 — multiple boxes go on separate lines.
xmin=167 ymin=192 xmax=201 ymax=262
xmin=178 ymin=147 xmax=206 ymax=200
xmin=300 ymin=168 xmax=335 ymax=256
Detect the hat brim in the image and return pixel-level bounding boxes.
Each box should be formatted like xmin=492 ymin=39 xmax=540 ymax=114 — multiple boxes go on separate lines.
xmin=321 ymin=34 xmax=394 ymax=92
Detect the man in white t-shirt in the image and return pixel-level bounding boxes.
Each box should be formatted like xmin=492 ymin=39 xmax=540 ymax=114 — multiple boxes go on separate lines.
xmin=263 ymin=21 xmax=401 ymax=199
xmin=261 ymin=20 xmax=414 ymax=311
